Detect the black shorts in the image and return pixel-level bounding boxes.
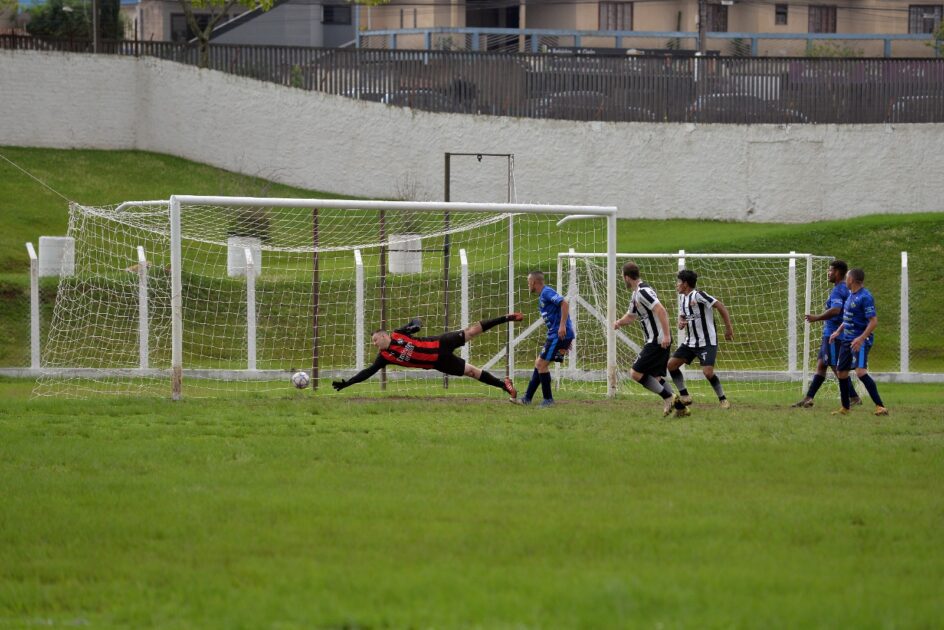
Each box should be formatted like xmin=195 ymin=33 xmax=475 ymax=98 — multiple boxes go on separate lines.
xmin=836 ymin=340 xmax=871 ymax=372
xmin=539 ymin=337 xmax=573 ymax=362
xmin=817 ymin=336 xmax=842 ymax=367
xmin=433 ymin=330 xmax=467 ymax=377
xmin=632 ymin=342 xmax=670 ymax=377
xmin=672 ymin=345 xmax=718 ymax=367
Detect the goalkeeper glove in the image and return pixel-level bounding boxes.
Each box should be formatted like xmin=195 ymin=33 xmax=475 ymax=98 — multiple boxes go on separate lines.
xmin=401 ymin=317 xmax=422 ymax=335
xmin=332 ymin=379 xmax=348 ymax=391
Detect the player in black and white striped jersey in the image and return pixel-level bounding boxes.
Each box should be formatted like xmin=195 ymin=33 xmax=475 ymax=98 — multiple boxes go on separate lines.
xmin=667 ymin=269 xmax=734 ymax=409
xmin=614 ymin=261 xmax=689 ymax=417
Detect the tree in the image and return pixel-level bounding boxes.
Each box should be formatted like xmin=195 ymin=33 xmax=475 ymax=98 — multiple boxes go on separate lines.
xmin=177 ymin=0 xmax=274 ymax=68
xmin=26 ymin=0 xmax=122 ymax=41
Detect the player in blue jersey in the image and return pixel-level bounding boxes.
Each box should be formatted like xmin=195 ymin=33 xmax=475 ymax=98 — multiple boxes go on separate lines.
xmin=512 ymin=270 xmax=574 ymax=407
xmin=828 ymin=268 xmax=888 ymax=416
xmin=792 ymin=259 xmax=861 ymax=408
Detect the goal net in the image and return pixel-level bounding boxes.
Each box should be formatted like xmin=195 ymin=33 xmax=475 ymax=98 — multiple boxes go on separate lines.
xmin=555 ymin=251 xmax=835 ymax=399
xmin=34 ymin=197 xmax=617 ymax=398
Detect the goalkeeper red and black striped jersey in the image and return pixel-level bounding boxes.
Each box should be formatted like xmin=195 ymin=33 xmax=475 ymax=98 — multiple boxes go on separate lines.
xmin=379 ymin=332 xmax=440 ymax=369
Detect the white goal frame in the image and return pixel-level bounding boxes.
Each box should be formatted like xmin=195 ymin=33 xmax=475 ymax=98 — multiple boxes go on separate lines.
xmin=167 ymin=195 xmax=619 ymax=400
xmin=556 ymin=250 xmax=821 ymax=393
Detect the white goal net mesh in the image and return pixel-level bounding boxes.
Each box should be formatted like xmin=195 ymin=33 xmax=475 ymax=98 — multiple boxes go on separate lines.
xmin=34 ymin=199 xmax=612 ymax=398
xmin=558 ymin=252 xmax=834 ymax=399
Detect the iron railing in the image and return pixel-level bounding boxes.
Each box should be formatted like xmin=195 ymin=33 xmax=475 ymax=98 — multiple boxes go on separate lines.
xmin=3 ymin=34 xmax=943 ymax=124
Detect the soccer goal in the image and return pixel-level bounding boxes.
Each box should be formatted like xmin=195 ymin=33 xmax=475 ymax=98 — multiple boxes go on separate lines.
xmin=554 ymin=250 xmax=834 ymax=397
xmin=35 ymin=196 xmax=618 ymax=399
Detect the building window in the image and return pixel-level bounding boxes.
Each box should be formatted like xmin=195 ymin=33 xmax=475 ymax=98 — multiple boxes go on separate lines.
xmin=170 ymin=13 xmax=212 ymax=42
xmin=908 ymin=5 xmax=943 ymax=33
xmin=775 ymin=4 xmax=788 ymax=25
xmin=599 ymin=2 xmax=633 ymax=31
xmin=323 ymin=4 xmax=352 ymax=25
xmin=707 ymin=3 xmax=728 ymax=32
xmin=808 ymin=5 xmax=837 ymax=33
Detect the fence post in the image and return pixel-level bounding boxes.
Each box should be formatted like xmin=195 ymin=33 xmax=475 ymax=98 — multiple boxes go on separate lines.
xmin=245 ymin=248 xmax=256 ymax=371
xmin=137 ymin=246 xmax=149 ymax=370
xmin=568 ymin=248 xmax=578 ymax=376
xmin=354 ymin=249 xmax=364 ymax=370
xmin=901 ymin=251 xmax=909 ymax=373
xmin=788 ymin=251 xmax=797 ymax=376
xmin=26 ymin=243 xmax=39 ymax=370
xmin=460 ymin=248 xmax=469 ymax=361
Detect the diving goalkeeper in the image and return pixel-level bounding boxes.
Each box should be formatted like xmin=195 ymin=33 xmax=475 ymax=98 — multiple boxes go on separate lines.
xmin=332 ymin=313 xmax=522 ymax=398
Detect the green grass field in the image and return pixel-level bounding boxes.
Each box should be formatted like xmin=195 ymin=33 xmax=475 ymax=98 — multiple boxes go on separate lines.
xmin=1 ymin=147 xmax=943 ymax=627
xmin=2 ymin=380 xmax=943 ymax=628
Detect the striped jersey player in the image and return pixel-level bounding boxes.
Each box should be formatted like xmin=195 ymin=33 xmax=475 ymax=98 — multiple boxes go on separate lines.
xmin=666 ymin=269 xmax=734 ymax=409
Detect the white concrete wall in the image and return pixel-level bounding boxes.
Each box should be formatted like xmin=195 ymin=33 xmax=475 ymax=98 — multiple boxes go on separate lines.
xmin=2 ymin=50 xmax=943 ymax=222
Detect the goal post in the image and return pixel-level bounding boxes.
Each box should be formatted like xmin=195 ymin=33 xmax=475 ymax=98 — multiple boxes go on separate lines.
xmin=35 ymin=196 xmax=618 ymax=399
xmin=555 ymin=250 xmax=831 ymax=396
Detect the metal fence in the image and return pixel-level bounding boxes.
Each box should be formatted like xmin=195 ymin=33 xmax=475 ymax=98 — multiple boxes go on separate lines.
xmin=3 ymin=34 xmax=944 ymax=124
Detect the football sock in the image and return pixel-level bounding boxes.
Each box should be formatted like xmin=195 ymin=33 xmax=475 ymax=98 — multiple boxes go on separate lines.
xmin=669 ymin=369 xmax=688 ymax=396
xmin=806 ymin=373 xmax=826 ymax=399
xmin=479 ymin=315 xmax=511 ymax=332
xmin=540 ymin=371 xmax=553 ymax=400
xmin=858 ymin=374 xmax=884 ymax=406
xmin=641 ymin=375 xmax=672 ymax=398
xmin=707 ymin=374 xmax=726 ymax=400
xmin=478 ymin=370 xmax=505 ymax=390
xmin=524 ymin=368 xmax=540 ymax=401
xmin=838 ymin=377 xmax=851 ymax=409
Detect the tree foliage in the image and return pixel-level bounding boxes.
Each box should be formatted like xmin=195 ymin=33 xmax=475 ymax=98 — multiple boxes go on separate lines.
xmin=177 ymin=0 xmax=273 ymax=68
xmin=26 ymin=0 xmax=122 ymax=40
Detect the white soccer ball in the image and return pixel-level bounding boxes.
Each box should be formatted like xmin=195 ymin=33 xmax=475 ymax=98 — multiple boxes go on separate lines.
xmin=291 ymin=371 xmax=310 ymax=389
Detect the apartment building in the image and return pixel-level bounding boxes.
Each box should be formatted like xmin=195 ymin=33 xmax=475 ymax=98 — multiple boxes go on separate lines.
xmin=358 ymin=0 xmax=941 ymax=56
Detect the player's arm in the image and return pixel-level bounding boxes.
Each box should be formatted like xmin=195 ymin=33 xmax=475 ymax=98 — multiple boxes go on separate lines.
xmin=558 ymin=299 xmax=570 ymax=338
xmin=851 ymin=316 xmax=878 ymax=352
xmin=653 ymin=302 xmax=672 ymax=348
xmin=332 ymin=355 xmax=388 ymax=391
xmin=712 ymin=300 xmax=734 ymax=341
xmin=828 ymin=323 xmax=845 ymax=343
xmin=805 ymin=306 xmax=841 ymax=323
xmin=614 ymin=309 xmax=637 ymax=329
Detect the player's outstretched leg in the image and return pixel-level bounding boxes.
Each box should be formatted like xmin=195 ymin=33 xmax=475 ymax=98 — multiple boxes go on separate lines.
xmin=464 ymin=364 xmax=516 ymax=398
xmin=464 ymin=312 xmax=524 ymax=341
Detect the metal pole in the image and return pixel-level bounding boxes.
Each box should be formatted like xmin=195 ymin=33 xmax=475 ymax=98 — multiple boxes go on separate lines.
xmin=379 ymin=209 xmax=387 ymax=390
xmin=92 ymin=0 xmax=100 ymax=53
xmin=27 ymin=243 xmax=39 ymax=370
xmin=443 ymin=152 xmax=451 ymax=388
xmin=170 ymin=196 xmax=183 ymax=400
xmin=460 ymin=249 xmax=469 ymax=361
xmin=788 ymin=251 xmax=797 ymax=376
xmin=698 ymin=0 xmax=707 ymax=54
xmin=246 ymin=248 xmax=256 ymax=372
xmin=312 ymin=208 xmax=320 ymax=390
xmin=901 ymin=251 xmax=909 ymax=373
xmin=802 ymin=255 xmax=813 ymax=395
xmin=606 ymin=213 xmax=617 ymax=398
xmin=355 ymin=249 xmax=365 ymax=370
xmin=137 ymin=245 xmax=149 ymax=370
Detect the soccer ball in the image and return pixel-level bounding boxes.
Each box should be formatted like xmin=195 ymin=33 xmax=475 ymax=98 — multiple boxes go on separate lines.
xmin=291 ymin=371 xmax=310 ymax=389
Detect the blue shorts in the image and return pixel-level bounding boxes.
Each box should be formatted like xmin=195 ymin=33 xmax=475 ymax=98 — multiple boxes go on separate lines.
xmin=818 ymin=336 xmax=843 ymax=367
xmin=836 ymin=341 xmax=871 ymax=372
xmin=540 ymin=337 xmax=573 ymax=362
